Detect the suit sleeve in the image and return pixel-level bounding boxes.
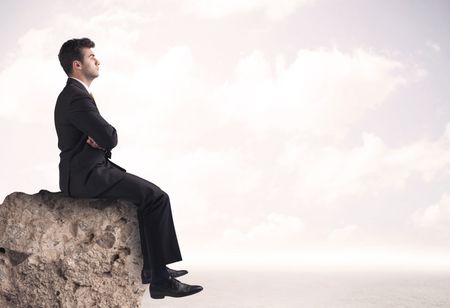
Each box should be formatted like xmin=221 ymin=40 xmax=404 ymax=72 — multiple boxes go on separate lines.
xmin=68 ymin=95 xmax=118 ymax=150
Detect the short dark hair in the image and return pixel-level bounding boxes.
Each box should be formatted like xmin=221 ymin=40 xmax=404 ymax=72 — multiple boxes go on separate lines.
xmin=58 ymin=38 xmax=95 ymax=76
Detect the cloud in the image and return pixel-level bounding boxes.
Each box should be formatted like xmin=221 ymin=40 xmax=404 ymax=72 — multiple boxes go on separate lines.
xmin=119 ymin=45 xmax=428 ymax=228
xmin=180 ymin=0 xmax=316 ymax=20
xmin=0 ymin=27 xmax=59 ymax=119
xmin=1 ymin=3 xmax=445 ymax=265
xmin=212 ymin=47 xmax=408 ymax=139
xmin=1 ymin=26 xmax=422 ymax=231
xmin=426 ymin=40 xmax=441 ymax=53
xmin=288 ymin=123 xmax=450 ymax=204
xmin=412 ymin=192 xmax=450 ymax=230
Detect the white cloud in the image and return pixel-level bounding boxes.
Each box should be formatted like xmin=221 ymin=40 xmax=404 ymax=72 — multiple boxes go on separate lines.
xmin=426 ymin=40 xmax=441 ymax=53
xmin=0 ymin=27 xmax=60 ymax=119
xmin=288 ymin=123 xmax=450 ymax=204
xmin=1 ymin=3 xmax=447 ymax=266
xmin=0 ymin=28 xmax=425 ymax=232
xmin=412 ymin=192 xmax=450 ymax=230
xmin=213 ymin=47 xmax=408 ymax=138
xmin=181 ymin=0 xmax=315 ymax=20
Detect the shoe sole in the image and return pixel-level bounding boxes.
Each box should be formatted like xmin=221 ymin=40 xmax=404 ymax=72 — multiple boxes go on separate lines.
xmin=150 ymin=288 xmax=203 ymax=299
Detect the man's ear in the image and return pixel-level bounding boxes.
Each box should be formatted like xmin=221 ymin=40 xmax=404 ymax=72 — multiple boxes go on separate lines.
xmin=73 ymin=60 xmax=82 ymax=70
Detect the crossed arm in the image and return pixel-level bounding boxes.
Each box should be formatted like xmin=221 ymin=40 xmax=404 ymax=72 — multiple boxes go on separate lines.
xmin=86 ymin=136 xmax=105 ymax=150
xmin=69 ymin=95 xmax=117 ymax=153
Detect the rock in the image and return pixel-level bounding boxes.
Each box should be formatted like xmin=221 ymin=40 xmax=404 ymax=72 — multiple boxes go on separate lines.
xmin=0 ymin=190 xmax=146 ymax=308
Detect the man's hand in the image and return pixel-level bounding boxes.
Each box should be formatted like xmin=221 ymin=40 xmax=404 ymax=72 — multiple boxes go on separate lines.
xmin=86 ymin=136 xmax=106 ymax=151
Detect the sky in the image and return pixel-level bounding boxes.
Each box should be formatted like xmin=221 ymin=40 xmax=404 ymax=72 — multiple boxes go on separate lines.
xmin=1 ymin=0 xmax=450 ymax=270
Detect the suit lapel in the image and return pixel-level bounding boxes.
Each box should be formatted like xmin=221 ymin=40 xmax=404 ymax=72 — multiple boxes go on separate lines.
xmin=67 ymin=78 xmax=97 ymax=106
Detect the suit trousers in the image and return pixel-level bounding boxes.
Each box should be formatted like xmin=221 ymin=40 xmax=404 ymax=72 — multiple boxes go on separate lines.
xmin=95 ymin=172 xmax=182 ymax=271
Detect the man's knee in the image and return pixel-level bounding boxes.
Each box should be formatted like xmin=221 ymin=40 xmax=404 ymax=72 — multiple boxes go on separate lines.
xmin=155 ymin=190 xmax=170 ymax=206
xmin=141 ymin=186 xmax=170 ymax=209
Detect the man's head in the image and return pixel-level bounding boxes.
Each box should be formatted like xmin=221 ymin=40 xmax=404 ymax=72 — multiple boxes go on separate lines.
xmin=58 ymin=38 xmax=100 ymax=83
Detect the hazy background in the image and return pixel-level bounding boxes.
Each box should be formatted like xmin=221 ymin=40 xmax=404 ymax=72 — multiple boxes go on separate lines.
xmin=1 ymin=0 xmax=450 ymax=274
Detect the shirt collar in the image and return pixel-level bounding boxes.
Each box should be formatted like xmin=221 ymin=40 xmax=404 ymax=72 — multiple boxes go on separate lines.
xmin=69 ymin=77 xmax=90 ymax=93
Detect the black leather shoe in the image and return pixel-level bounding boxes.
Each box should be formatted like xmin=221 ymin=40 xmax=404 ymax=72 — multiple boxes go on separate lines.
xmin=141 ymin=266 xmax=188 ymax=284
xmin=150 ymin=276 xmax=203 ymax=299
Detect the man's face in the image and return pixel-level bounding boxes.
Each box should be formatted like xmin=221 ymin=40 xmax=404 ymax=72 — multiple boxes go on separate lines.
xmin=75 ymin=47 xmax=100 ymax=80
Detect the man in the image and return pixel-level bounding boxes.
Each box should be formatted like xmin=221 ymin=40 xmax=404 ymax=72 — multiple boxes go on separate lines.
xmin=54 ymin=37 xmax=203 ymax=299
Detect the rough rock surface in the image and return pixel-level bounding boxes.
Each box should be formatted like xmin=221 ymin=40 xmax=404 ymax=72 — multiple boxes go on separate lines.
xmin=0 ymin=190 xmax=146 ymax=308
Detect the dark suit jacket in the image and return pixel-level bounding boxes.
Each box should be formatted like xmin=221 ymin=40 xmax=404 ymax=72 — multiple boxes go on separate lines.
xmin=54 ymin=78 xmax=127 ymax=198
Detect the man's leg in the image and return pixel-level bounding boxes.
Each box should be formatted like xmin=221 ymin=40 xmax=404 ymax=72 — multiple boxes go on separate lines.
xmin=96 ymin=172 xmax=182 ymax=280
